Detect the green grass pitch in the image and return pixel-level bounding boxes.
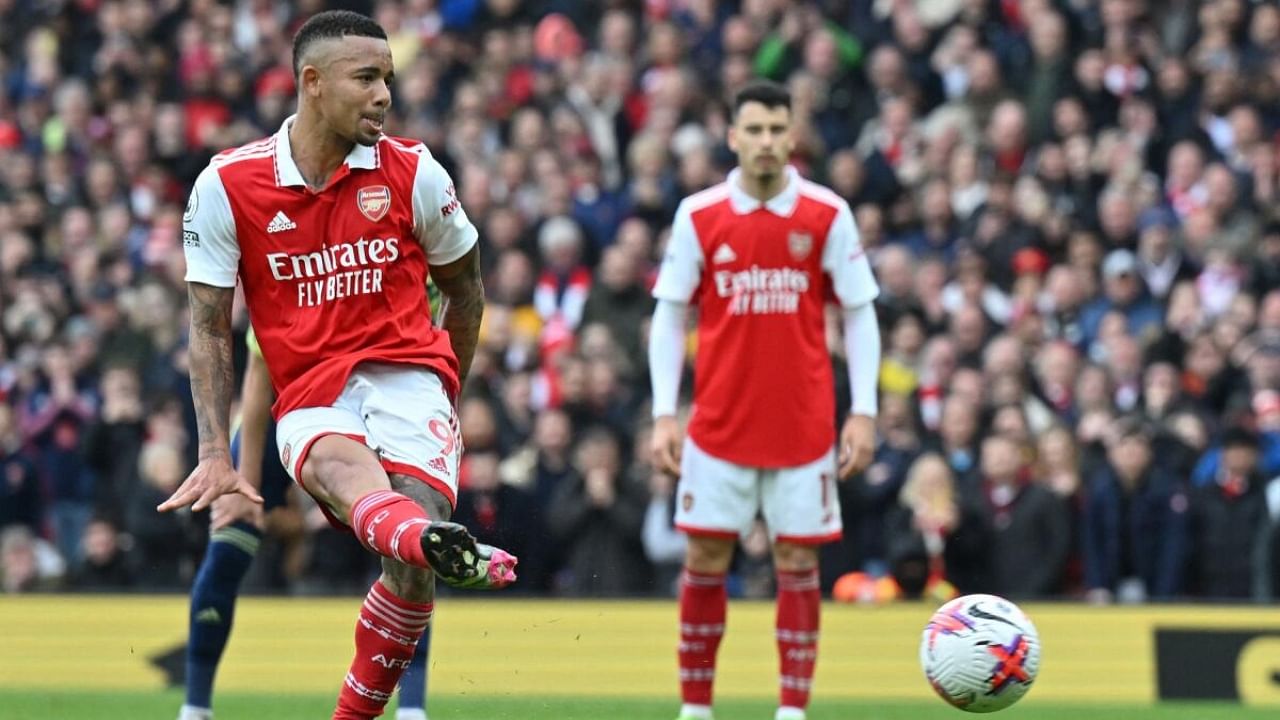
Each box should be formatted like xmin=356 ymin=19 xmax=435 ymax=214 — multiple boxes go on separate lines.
xmin=1 ymin=691 xmax=1274 ymax=720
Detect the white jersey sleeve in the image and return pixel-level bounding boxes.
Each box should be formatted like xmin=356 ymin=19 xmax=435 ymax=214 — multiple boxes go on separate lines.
xmin=183 ymin=164 xmax=240 ymax=288
xmin=652 ymin=199 xmax=704 ymax=303
xmin=413 ymin=152 xmax=479 ymax=266
xmin=821 ymin=200 xmax=880 ymax=308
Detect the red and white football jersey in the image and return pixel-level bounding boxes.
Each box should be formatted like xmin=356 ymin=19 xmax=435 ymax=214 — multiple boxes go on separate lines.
xmin=653 ymin=166 xmax=879 ymax=468
xmin=182 ymin=116 xmax=478 ymax=419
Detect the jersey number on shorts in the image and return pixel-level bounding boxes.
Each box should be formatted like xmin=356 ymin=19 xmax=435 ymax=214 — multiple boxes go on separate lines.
xmin=428 ymin=417 xmax=460 ymax=456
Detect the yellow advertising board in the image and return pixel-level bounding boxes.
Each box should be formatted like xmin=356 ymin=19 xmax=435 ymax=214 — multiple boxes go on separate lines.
xmin=0 ymin=597 xmax=1276 ymax=704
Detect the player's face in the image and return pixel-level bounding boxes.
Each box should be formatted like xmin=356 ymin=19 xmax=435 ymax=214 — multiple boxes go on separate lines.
xmin=311 ymin=36 xmax=395 ymax=146
xmin=728 ymin=101 xmax=793 ymax=181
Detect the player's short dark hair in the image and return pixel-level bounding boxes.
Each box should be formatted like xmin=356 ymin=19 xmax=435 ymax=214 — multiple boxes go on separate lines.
xmin=292 ymin=10 xmax=388 ymax=79
xmin=732 ymin=80 xmax=791 ymax=118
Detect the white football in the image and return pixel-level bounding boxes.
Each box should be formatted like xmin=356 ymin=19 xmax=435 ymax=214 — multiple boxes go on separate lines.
xmin=919 ymin=594 xmax=1040 ymax=713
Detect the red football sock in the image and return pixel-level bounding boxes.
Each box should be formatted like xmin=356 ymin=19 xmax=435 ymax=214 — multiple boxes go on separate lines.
xmin=333 ymin=581 xmax=432 ymax=720
xmin=776 ymin=569 xmax=821 ymax=711
xmin=678 ymin=569 xmax=727 ymax=707
xmin=349 ymin=490 xmax=431 ymax=568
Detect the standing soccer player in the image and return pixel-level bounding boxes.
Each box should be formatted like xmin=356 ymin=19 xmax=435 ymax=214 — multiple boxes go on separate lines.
xmin=649 ymin=81 xmax=881 ymax=720
xmin=179 ymin=328 xmax=433 ymax=720
xmin=160 ymin=11 xmax=516 ymax=720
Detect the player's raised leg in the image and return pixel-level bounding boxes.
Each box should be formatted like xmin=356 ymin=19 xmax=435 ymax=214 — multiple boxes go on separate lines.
xmin=296 ymin=434 xmax=514 ymax=590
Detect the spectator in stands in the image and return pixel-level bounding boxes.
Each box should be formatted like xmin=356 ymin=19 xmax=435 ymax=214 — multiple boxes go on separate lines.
xmin=580 ymin=244 xmax=654 ymax=365
xmin=1 ymin=525 xmax=64 ymax=593
xmin=1189 ymin=427 xmax=1271 ymax=599
xmin=1135 ymin=208 xmax=1196 ymax=302
xmin=1082 ymin=418 xmax=1189 ymax=604
xmin=81 ymin=365 xmax=145 ymax=525
xmin=886 ymin=453 xmax=988 ymax=598
xmin=838 ymin=393 xmax=920 ymax=580
xmin=1037 ymin=426 xmax=1083 ymax=503
xmin=22 ymin=344 xmax=97 ymax=565
xmin=534 ymin=216 xmax=592 ymax=331
xmin=69 ymin=517 xmax=133 ymax=591
xmin=928 ymin=395 xmax=981 ymax=492
xmin=1080 ymin=249 xmax=1164 ymax=349
xmin=548 ymin=428 xmax=650 ymax=596
xmin=0 ymin=403 xmax=42 ymax=533
xmin=979 ymin=434 xmax=1071 ymax=599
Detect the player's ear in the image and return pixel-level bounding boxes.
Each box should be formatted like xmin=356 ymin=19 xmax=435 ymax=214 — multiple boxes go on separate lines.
xmin=299 ymin=65 xmax=323 ymax=98
xmin=727 ymin=125 xmax=738 ymax=154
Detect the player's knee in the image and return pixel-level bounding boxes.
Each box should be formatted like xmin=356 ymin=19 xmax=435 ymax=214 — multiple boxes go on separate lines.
xmin=685 ymin=536 xmax=735 ymax=573
xmin=772 ymin=541 xmax=819 ymax=571
xmin=387 ymin=473 xmax=452 ymax=521
xmin=381 ymin=561 xmax=435 ymax=603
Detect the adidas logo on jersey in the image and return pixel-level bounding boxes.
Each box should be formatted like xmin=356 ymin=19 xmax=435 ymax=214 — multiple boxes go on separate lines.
xmin=266 ymin=211 xmax=297 ymax=233
xmin=427 ymin=456 xmax=449 ymax=476
xmin=712 ymin=244 xmax=737 ymax=265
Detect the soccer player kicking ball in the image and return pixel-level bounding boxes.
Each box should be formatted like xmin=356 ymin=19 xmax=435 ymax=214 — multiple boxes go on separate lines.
xmin=179 ymin=329 xmax=432 ymax=720
xmin=159 ymin=11 xmax=516 ymax=720
xmin=649 ymin=81 xmax=881 ymax=720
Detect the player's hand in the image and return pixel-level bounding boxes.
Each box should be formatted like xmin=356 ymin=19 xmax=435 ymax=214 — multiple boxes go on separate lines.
xmin=837 ymin=414 xmax=876 ymax=480
xmin=157 ymin=452 xmax=263 ymax=514
xmin=651 ymin=415 xmax=683 ymax=477
xmin=210 ymin=491 xmax=266 ymax=531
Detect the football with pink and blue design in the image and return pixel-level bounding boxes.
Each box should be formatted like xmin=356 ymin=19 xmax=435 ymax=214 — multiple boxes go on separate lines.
xmin=919 ymin=594 xmax=1040 ymax=713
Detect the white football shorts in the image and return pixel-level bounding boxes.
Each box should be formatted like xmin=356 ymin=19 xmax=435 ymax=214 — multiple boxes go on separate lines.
xmin=276 ymin=362 xmax=462 ymax=518
xmin=674 ymin=437 xmax=842 ymax=544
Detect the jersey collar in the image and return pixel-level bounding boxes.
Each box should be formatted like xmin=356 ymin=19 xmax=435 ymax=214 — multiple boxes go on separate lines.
xmin=273 ymin=115 xmax=380 ymax=188
xmin=727 ymin=165 xmax=801 ymax=216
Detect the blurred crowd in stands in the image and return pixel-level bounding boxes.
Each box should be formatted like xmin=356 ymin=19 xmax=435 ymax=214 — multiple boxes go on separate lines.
xmin=2 ymin=0 xmax=1280 ymax=603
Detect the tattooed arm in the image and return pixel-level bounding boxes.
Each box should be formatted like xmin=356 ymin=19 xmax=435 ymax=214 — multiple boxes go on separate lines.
xmin=189 ymin=283 xmax=236 ymax=460
xmin=430 ymin=245 xmax=484 ymax=387
xmin=158 ymin=282 xmax=261 ymax=513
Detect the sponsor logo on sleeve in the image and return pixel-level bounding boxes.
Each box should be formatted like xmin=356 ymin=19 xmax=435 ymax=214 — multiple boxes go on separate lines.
xmin=184 ymin=189 xmax=198 ymax=223
xmin=183 ymin=230 xmax=200 ymax=248
xmin=440 ymin=183 xmax=460 ymax=217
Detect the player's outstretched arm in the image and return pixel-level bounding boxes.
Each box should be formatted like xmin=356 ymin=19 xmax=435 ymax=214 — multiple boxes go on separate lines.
xmin=159 ymin=283 xmax=262 ymax=513
xmin=431 ymin=245 xmax=484 ymax=386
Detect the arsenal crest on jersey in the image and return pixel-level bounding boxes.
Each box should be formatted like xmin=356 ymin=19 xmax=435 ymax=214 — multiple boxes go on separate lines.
xmin=357 ymin=185 xmax=392 ymax=222
xmin=788 ymin=231 xmax=813 ymax=260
